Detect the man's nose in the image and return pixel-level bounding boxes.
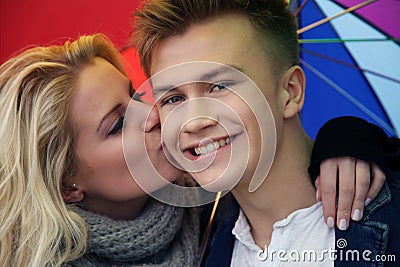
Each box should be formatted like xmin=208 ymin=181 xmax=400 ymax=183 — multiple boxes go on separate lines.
xmin=176 ymin=96 xmax=219 ymax=134
xmin=182 ymin=115 xmax=218 ymax=134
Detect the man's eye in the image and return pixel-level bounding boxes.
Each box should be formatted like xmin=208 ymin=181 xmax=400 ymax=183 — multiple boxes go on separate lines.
xmin=211 ymin=81 xmax=237 ymax=92
xmin=108 ymin=116 xmax=124 ymax=136
xmin=211 ymin=84 xmax=227 ymax=91
xmin=161 ymin=95 xmax=185 ymax=106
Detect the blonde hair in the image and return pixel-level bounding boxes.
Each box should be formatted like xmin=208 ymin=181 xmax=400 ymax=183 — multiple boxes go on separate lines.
xmin=0 ymin=34 xmax=126 ymax=266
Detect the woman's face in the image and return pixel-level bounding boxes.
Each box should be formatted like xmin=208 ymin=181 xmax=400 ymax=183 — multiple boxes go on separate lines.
xmin=66 ymin=57 xmax=182 ymax=218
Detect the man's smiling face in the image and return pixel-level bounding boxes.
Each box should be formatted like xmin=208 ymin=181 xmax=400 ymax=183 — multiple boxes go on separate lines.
xmin=150 ymin=13 xmax=278 ymax=192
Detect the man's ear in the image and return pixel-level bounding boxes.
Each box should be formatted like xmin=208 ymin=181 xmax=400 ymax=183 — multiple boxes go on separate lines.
xmin=61 ymin=182 xmax=84 ymax=203
xmin=280 ymin=66 xmax=306 ymax=119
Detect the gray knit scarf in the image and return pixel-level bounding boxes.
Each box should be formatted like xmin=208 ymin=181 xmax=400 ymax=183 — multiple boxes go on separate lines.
xmin=66 ymin=198 xmax=199 ymax=267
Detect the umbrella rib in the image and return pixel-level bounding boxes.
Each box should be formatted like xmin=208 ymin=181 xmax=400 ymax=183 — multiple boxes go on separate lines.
xmin=299 ymin=38 xmax=400 ymax=43
xmin=301 ymin=59 xmax=396 ymax=136
xmin=294 ymin=0 xmax=311 ymax=16
xmin=198 ymin=191 xmax=222 ymax=266
xmin=297 ymin=0 xmax=377 ymax=34
xmin=300 ymin=48 xmax=400 ymax=84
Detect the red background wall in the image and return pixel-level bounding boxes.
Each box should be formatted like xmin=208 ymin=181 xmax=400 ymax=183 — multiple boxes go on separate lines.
xmin=0 ymin=0 xmax=149 ymax=95
xmin=0 ymin=0 xmax=142 ymax=63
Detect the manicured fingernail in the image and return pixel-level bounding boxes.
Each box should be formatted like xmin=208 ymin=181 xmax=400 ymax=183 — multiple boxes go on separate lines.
xmin=352 ymin=209 xmax=361 ymax=221
xmin=327 ymin=217 xmax=334 ymax=228
xmin=365 ymin=198 xmax=372 ymax=206
xmin=315 ymin=189 xmax=319 ymax=201
xmin=339 ymin=219 xmax=347 ymax=231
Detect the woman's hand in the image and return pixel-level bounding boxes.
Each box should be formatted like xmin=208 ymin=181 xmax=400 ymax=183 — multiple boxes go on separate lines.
xmin=316 ymin=157 xmax=386 ymax=230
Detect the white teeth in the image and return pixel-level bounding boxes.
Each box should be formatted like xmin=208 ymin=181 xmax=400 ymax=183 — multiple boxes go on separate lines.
xmin=206 ymin=143 xmax=215 ymax=152
xmin=200 ymin=146 xmax=208 ymax=154
xmin=214 ymin=141 xmax=220 ymax=149
xmin=193 ymin=137 xmax=232 ymax=156
xmin=219 ymin=139 xmax=225 ymax=147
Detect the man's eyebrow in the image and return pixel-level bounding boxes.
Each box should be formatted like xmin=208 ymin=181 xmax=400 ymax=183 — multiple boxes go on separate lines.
xmin=153 ymin=84 xmax=175 ymax=94
xmin=97 ymin=104 xmax=122 ymax=133
xmin=153 ymin=64 xmax=244 ymax=94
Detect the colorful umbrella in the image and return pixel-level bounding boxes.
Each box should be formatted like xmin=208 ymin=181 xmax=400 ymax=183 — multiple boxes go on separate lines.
xmin=294 ymin=0 xmax=400 ymax=138
xmin=122 ymin=0 xmax=399 ymax=137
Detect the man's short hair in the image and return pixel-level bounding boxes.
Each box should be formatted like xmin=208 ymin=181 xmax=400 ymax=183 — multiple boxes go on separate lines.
xmin=131 ymin=0 xmax=300 ymax=77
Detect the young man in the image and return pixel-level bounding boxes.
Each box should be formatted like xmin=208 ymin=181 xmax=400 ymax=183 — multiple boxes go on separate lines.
xmin=132 ymin=0 xmax=399 ymax=265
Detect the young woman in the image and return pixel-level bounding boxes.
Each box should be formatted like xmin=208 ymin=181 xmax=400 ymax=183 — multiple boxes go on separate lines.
xmin=0 ymin=33 xmax=389 ymax=266
xmin=0 ymin=34 xmax=198 ymax=266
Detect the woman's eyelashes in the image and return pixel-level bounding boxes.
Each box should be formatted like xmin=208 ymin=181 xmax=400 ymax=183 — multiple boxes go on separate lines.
xmin=107 ymin=116 xmax=124 ymax=136
xmin=105 ymin=82 xmax=139 ymax=137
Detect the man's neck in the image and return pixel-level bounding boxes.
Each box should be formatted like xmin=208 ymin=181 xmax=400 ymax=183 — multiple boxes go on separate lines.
xmin=231 ymin=119 xmax=316 ymax=247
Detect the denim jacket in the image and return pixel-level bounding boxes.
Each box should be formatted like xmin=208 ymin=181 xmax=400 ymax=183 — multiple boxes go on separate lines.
xmin=201 ymin=171 xmax=400 ymax=267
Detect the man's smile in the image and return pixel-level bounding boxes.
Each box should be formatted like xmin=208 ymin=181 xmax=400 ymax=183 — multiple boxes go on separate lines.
xmin=180 ymin=134 xmax=240 ymax=161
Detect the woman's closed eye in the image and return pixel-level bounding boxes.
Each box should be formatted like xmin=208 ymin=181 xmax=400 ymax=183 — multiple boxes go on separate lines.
xmin=107 ymin=116 xmax=124 ymax=136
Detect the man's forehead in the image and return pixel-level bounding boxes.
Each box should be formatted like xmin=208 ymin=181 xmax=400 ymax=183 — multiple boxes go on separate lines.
xmin=148 ymin=13 xmax=255 ymax=73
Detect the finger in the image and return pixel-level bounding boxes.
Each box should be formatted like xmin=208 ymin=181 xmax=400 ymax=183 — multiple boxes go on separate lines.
xmin=336 ymin=157 xmax=355 ymax=231
xmin=366 ymin=163 xmax=386 ymax=204
xmin=315 ymin=176 xmax=321 ymax=202
xmin=351 ymin=160 xmax=370 ymax=221
xmin=319 ymin=159 xmax=338 ymax=228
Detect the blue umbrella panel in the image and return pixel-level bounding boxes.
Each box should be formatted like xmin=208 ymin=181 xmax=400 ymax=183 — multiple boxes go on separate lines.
xmin=297 ymin=0 xmax=400 ymax=138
